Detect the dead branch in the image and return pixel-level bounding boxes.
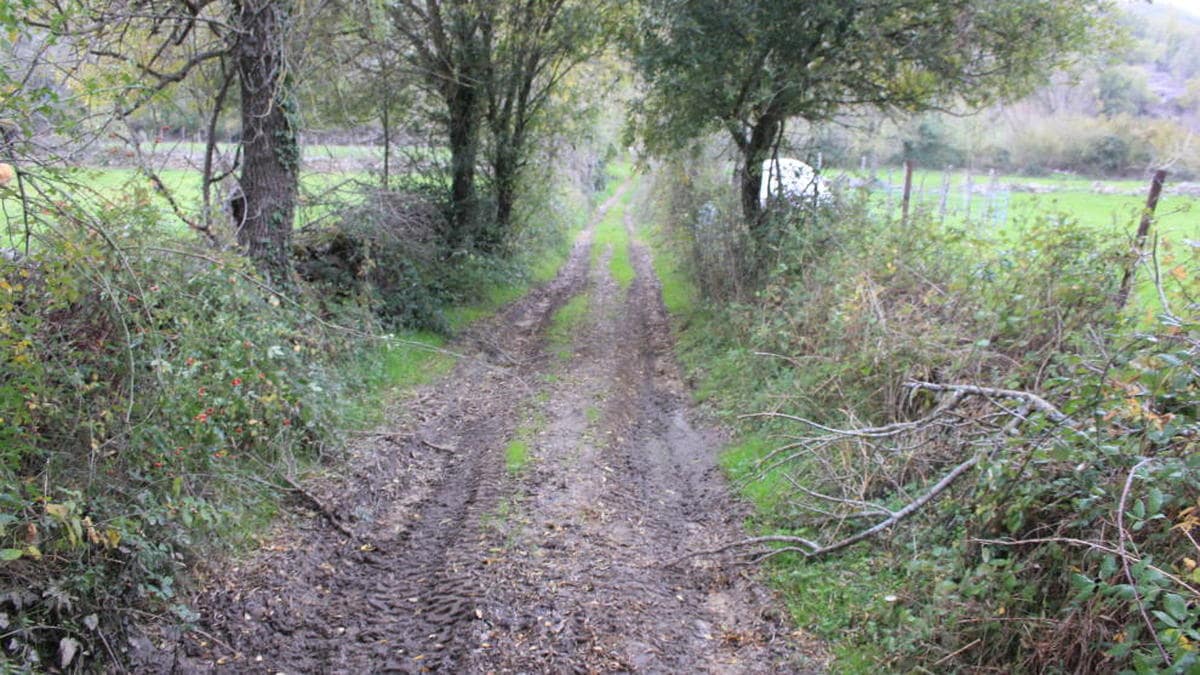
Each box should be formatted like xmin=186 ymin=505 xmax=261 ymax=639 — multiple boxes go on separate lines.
xmin=669 ymin=454 xmax=979 ymax=565
xmin=1118 ymin=458 xmax=1171 ymax=666
xmin=677 ymin=376 xmax=1080 ymax=566
xmin=742 ymin=389 xmax=965 ymax=438
xmin=903 ymin=381 xmax=1068 ymax=424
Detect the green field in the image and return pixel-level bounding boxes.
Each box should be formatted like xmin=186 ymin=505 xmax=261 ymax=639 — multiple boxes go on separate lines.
xmin=866 ymin=167 xmax=1197 ymax=243
xmin=100 ymin=142 xmax=446 ymax=162
xmin=0 ymin=165 xmax=380 ymax=245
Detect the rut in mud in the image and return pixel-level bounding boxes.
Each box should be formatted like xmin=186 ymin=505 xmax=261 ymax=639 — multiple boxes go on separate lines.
xmin=139 ymin=185 xmax=826 ymax=673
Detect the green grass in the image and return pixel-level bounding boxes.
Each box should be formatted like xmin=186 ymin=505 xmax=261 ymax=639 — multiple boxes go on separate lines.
xmin=595 ymin=159 xmax=634 ymax=203
xmin=504 ymin=438 xmax=530 ymax=473
xmin=339 ymin=331 xmax=456 ymax=429
xmin=718 ymin=435 xmax=788 ymax=511
xmin=592 ymin=187 xmax=635 ymax=289
xmin=643 ymin=223 xmax=696 ymax=318
xmin=547 ymin=293 xmax=590 ymax=360
xmin=866 ymin=167 xmax=1197 ymax=242
xmin=444 ymin=248 xmax=576 ymax=331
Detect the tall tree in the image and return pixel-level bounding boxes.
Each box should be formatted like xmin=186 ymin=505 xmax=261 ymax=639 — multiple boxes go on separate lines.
xmin=482 ymin=0 xmax=615 ymax=243
xmin=32 ymin=0 xmax=311 ymax=282
xmin=633 ymin=0 xmax=1112 ymax=241
xmin=231 ymin=0 xmax=300 ymax=285
xmin=390 ymin=0 xmax=494 ymax=249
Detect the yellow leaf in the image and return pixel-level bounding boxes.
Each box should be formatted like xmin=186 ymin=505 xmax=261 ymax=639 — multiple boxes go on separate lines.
xmin=103 ymin=529 xmax=121 ymax=549
xmin=44 ymin=503 xmax=68 ymax=519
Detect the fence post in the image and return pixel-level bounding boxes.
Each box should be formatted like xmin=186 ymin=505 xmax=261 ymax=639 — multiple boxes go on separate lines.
xmin=1116 ymin=169 xmax=1168 ymax=311
xmin=964 ymin=169 xmax=973 ymax=220
xmin=939 ymin=168 xmax=951 ymax=222
xmin=902 ymin=160 xmax=914 ymax=223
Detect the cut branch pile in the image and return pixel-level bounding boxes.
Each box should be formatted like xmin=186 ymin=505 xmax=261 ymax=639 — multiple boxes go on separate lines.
xmin=670 ymin=381 xmax=1070 ymax=565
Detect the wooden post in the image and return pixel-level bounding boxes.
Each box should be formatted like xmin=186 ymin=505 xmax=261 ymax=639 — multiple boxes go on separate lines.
xmin=963 ymin=169 xmax=973 ymax=220
xmin=938 ymin=168 xmax=951 ymax=223
xmin=901 ymin=160 xmax=914 ymax=223
xmin=1116 ymin=169 xmax=1168 ymax=311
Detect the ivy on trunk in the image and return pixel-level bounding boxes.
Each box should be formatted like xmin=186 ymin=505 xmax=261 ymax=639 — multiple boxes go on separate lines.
xmin=233 ymin=0 xmax=300 ymax=286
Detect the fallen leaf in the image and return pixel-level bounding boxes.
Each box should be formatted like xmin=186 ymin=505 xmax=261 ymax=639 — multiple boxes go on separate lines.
xmin=59 ymin=637 xmax=80 ymax=669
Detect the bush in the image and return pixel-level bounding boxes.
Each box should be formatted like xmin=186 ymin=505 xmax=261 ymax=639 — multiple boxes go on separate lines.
xmin=651 ymin=160 xmax=1199 ymax=672
xmin=295 ymin=184 xmax=452 ymax=331
xmin=0 ymin=189 xmax=365 ymax=669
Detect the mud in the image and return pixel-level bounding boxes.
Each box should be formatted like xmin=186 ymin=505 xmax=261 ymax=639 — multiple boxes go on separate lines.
xmin=135 ymin=184 xmax=826 ymax=673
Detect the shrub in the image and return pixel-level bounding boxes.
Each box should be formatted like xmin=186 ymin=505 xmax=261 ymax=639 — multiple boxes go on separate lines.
xmin=0 ymin=188 xmax=363 ymax=669
xmin=651 ymin=159 xmax=1198 ymax=672
xmin=295 ymin=184 xmax=451 ymax=331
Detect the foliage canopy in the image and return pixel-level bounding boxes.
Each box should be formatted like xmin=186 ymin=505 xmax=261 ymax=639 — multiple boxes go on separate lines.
xmin=632 ymin=0 xmax=1114 ymax=228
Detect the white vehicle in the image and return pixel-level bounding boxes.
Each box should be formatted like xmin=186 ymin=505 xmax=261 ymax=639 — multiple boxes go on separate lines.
xmin=759 ymin=158 xmax=833 ymax=208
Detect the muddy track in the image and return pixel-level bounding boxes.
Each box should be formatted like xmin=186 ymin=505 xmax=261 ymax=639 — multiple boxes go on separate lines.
xmin=136 ymin=183 xmax=824 ymax=673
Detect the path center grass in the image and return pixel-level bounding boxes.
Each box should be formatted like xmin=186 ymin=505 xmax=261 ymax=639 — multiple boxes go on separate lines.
xmin=504 ymin=438 xmax=530 ymax=473
xmin=592 ymin=186 xmax=636 ymax=290
xmin=548 ymin=292 xmax=590 ymax=361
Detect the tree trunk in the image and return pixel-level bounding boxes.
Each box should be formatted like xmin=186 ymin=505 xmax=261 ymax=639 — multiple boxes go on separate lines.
xmin=446 ymin=83 xmax=480 ymax=249
xmin=490 ymin=136 xmax=519 ymax=249
xmin=233 ymin=0 xmax=299 ymax=286
xmin=739 ymin=111 xmax=782 ymax=239
xmin=381 ymin=86 xmax=391 ymax=191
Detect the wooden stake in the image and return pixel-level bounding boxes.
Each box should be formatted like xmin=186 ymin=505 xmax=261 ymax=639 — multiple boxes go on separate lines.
xmin=901 ymin=160 xmax=914 ymax=223
xmin=1116 ymin=169 xmax=1168 ymax=311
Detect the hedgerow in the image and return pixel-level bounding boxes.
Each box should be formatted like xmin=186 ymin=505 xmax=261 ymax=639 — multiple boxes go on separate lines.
xmin=0 ymin=181 xmax=388 ymax=669
xmin=648 ymin=157 xmax=1199 ymax=673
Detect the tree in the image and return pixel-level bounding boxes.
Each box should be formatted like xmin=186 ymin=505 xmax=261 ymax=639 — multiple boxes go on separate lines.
xmin=230 ymin=0 xmax=300 ymax=285
xmin=482 ymin=1 xmax=616 ymax=243
xmin=390 ymin=0 xmax=620 ymax=251
xmin=390 ymin=0 xmax=494 ymax=250
xmin=28 ymin=0 xmax=313 ymax=283
xmin=633 ymin=0 xmax=1112 ymax=243
xmin=1096 ymin=65 xmax=1154 ymax=117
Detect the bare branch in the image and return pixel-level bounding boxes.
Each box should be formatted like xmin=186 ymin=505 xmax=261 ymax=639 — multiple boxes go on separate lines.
xmin=1118 ymin=458 xmax=1172 ymax=666
xmin=903 ymin=381 xmax=1068 ymax=424
xmin=670 ymin=454 xmax=979 ymax=565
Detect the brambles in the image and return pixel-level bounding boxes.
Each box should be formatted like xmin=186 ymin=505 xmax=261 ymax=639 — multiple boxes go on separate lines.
xmin=0 ymin=191 xmax=358 ymax=667
xmin=652 ymin=161 xmax=1199 ymax=672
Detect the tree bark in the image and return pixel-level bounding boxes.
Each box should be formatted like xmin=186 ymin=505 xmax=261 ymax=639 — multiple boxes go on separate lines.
xmin=738 ymin=109 xmax=782 ymax=244
xmin=381 ymin=86 xmax=391 ymax=191
xmin=446 ymin=80 xmax=481 ymax=249
xmin=233 ymin=0 xmax=299 ymax=286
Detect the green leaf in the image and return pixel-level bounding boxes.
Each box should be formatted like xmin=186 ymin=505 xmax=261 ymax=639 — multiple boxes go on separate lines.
xmin=1163 ymin=593 xmax=1189 ymax=623
xmin=1151 ymin=610 xmax=1179 ymax=629
xmin=1145 ymin=487 xmax=1164 ymax=515
xmin=0 ymin=548 xmax=22 ymax=561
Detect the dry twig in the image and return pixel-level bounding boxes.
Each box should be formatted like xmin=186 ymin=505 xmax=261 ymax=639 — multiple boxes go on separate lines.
xmin=673 ymin=380 xmax=1067 ymax=564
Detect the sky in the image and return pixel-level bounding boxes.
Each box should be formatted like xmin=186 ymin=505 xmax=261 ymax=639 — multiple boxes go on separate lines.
xmin=1152 ymin=0 xmax=1200 ymax=16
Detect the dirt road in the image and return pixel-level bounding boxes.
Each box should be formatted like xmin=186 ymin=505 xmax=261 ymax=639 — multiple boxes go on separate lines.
xmin=140 ymin=185 xmax=825 ymax=673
